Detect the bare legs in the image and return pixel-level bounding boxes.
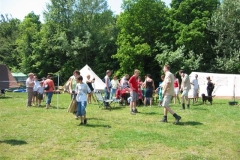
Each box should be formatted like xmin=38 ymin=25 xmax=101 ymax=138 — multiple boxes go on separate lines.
xmin=87 ymin=92 xmax=96 ymax=104
xmin=144 ymin=97 xmax=152 ymax=107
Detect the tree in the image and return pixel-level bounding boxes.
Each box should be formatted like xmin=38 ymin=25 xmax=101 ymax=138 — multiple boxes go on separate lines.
xmin=207 ymin=0 xmax=240 ymax=73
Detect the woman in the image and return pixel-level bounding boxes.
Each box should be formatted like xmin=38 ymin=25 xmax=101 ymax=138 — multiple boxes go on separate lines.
xmin=86 ymin=75 xmax=96 ymax=104
xmin=143 ymin=74 xmax=155 ymax=107
xmin=174 ymin=75 xmax=181 ymax=104
xmin=207 ymin=76 xmax=214 ymax=96
xmin=44 ymin=75 xmax=55 ymax=109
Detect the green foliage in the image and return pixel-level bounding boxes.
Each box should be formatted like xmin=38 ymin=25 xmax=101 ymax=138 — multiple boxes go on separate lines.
xmin=207 ymin=0 xmax=240 ymax=73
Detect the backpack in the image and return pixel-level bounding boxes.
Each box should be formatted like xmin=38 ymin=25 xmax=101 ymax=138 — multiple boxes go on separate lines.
xmin=44 ymin=82 xmax=50 ymax=90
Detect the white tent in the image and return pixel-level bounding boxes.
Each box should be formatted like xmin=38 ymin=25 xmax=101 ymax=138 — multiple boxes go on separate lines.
xmin=189 ymin=72 xmax=240 ymax=99
xmin=80 ymin=64 xmax=105 ymax=91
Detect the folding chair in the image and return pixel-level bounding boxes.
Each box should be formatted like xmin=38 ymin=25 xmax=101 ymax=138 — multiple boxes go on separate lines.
xmin=94 ymin=91 xmax=119 ymax=110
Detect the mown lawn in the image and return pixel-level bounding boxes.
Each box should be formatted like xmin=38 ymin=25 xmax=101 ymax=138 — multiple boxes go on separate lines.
xmin=0 ymin=92 xmax=240 ymax=160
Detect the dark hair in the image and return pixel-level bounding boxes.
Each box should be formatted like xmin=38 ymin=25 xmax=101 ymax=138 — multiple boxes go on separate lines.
xmin=179 ymin=70 xmax=184 ymax=74
xmin=73 ymin=70 xmax=80 ymax=75
xmin=147 ymin=74 xmax=151 ymax=78
xmin=164 ymin=64 xmax=170 ymax=70
xmin=76 ymin=75 xmax=83 ymax=81
xmin=47 ymin=75 xmax=51 ymax=79
xmin=161 ymin=75 xmax=165 ymax=80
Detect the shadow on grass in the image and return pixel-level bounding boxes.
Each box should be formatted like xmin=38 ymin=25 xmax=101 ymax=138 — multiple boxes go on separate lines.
xmin=88 ymin=117 xmax=105 ymax=121
xmin=0 ymin=96 xmax=13 ymax=99
xmin=178 ymin=121 xmax=203 ymax=126
xmin=139 ymin=112 xmax=158 ymax=115
xmin=84 ymin=124 xmax=111 ymax=128
xmin=0 ymin=139 xmax=27 ymax=146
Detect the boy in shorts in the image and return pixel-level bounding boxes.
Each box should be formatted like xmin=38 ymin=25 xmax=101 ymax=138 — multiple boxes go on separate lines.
xmin=37 ymin=81 xmax=44 ymax=106
xmin=179 ymin=70 xmax=191 ymax=109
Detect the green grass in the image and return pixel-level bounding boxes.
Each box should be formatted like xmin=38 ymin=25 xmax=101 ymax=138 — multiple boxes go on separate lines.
xmin=0 ymin=92 xmax=240 ymax=160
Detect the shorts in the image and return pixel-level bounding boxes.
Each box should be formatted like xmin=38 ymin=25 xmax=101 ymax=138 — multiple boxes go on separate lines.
xmin=33 ymin=91 xmax=38 ymax=97
xmin=174 ymin=88 xmax=179 ymax=95
xmin=130 ymin=91 xmax=138 ymax=102
xmin=145 ymin=88 xmax=153 ymax=98
xmin=193 ymin=89 xmax=198 ymax=98
xmin=182 ymin=90 xmax=189 ymax=97
xmin=77 ymin=101 xmax=87 ymax=117
xmin=38 ymin=93 xmax=43 ymax=100
xmin=162 ymin=95 xmax=172 ymax=107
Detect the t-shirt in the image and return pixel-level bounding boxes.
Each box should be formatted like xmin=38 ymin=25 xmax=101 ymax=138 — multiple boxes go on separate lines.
xmin=121 ymin=77 xmax=129 ymax=88
xmin=37 ymin=86 xmax=44 ymax=94
xmin=191 ymin=79 xmax=199 ymax=90
xmin=75 ymin=83 xmax=91 ymax=102
xmin=111 ymin=79 xmax=119 ymax=89
xmin=181 ymin=74 xmax=191 ymax=90
xmin=33 ymin=81 xmax=40 ymax=91
xmin=129 ymin=75 xmax=138 ymax=92
xmin=26 ymin=78 xmax=34 ymax=88
xmin=105 ymin=76 xmax=111 ymax=88
xmin=163 ymin=71 xmax=175 ymax=96
xmin=44 ymin=79 xmax=55 ymax=92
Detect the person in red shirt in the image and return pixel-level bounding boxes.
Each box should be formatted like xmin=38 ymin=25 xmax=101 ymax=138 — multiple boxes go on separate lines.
xmin=128 ymin=69 xmax=140 ymax=114
xmin=174 ymin=75 xmax=180 ymax=104
xmin=44 ymin=75 xmax=55 ymax=109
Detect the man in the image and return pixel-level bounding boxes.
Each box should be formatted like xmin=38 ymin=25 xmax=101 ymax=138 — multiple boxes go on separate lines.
xmin=128 ymin=69 xmax=140 ymax=114
xmin=26 ymin=73 xmax=35 ymax=107
xmin=104 ymin=70 xmax=112 ymax=107
xmin=179 ymin=70 xmax=191 ymax=109
xmin=161 ymin=65 xmax=181 ymax=124
xmin=191 ymin=74 xmax=199 ymax=102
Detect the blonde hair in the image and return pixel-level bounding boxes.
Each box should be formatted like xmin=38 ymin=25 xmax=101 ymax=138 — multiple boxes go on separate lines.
xmin=134 ymin=69 xmax=140 ymax=74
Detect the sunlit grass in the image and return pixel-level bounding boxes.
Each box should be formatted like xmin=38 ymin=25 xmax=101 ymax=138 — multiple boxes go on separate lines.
xmin=0 ymin=92 xmax=240 ymax=159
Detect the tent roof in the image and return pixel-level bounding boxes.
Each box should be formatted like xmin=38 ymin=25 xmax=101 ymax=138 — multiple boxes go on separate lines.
xmin=0 ymin=64 xmax=19 ymax=89
xmin=11 ymin=72 xmax=27 ymax=77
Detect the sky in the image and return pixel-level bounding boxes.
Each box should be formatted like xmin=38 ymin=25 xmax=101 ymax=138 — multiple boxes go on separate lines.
xmin=0 ymin=0 xmax=171 ymax=22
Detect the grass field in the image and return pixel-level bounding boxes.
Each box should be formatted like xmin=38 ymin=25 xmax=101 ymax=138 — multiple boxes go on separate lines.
xmin=0 ymin=92 xmax=240 ymax=160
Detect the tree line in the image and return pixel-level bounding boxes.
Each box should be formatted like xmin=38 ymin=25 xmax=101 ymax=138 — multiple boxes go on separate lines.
xmin=0 ymin=0 xmax=239 ymax=84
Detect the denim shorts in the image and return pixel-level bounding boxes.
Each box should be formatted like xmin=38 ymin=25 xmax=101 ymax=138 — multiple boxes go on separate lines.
xmin=77 ymin=101 xmax=87 ymax=116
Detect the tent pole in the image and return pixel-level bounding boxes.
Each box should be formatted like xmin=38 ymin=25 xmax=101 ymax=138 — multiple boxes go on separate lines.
xmin=57 ymin=74 xmax=59 ymax=109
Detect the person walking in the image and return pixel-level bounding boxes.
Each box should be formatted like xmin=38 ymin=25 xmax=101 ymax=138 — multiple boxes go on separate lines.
xmin=44 ymin=75 xmax=55 ymax=109
xmin=179 ymin=70 xmax=191 ymax=109
xmin=104 ymin=70 xmax=112 ymax=107
xmin=128 ymin=69 xmax=140 ymax=114
xmin=161 ymin=65 xmax=181 ymax=124
xmin=26 ymin=73 xmax=35 ymax=107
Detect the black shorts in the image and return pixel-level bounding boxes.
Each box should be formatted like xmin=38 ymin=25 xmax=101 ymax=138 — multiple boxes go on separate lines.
xmin=33 ymin=91 xmax=38 ymax=97
xmin=38 ymin=93 xmax=43 ymax=100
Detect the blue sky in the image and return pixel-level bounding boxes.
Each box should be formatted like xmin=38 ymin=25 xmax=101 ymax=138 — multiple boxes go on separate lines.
xmin=0 ymin=0 xmax=171 ymax=22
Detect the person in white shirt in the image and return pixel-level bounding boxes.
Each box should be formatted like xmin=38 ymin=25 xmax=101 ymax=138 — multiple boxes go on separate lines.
xmin=26 ymin=73 xmax=35 ymax=107
xmin=33 ymin=76 xmax=40 ymax=106
xmin=110 ymin=75 xmax=120 ymax=99
xmin=75 ymin=75 xmax=91 ymax=125
xmin=121 ymin=74 xmax=129 ymax=89
xmin=191 ymin=74 xmax=199 ymax=102
xmin=37 ymin=81 xmax=44 ymax=106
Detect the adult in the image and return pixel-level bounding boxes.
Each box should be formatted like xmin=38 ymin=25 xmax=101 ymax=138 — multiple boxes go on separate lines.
xmin=104 ymin=70 xmax=112 ymax=107
xmin=44 ymin=75 xmax=55 ymax=109
xmin=121 ymin=74 xmax=129 ymax=89
xmin=161 ymin=65 xmax=181 ymax=124
xmin=191 ymin=74 xmax=199 ymax=102
xmin=179 ymin=70 xmax=191 ymax=109
xmin=128 ymin=69 xmax=140 ymax=114
xmin=143 ymin=74 xmax=155 ymax=107
xmin=26 ymin=73 xmax=35 ymax=107
xmin=110 ymin=75 xmax=120 ymax=99
xmin=86 ymin=75 xmax=96 ymax=104
xmin=69 ymin=70 xmax=80 ymax=100
xmin=33 ymin=76 xmax=40 ymax=106
xmin=206 ymin=76 xmax=214 ymax=97
xmin=173 ymin=75 xmax=181 ymax=104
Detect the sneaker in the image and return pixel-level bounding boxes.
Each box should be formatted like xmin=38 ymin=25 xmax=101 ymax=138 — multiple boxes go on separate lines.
xmin=187 ymin=104 xmax=190 ymax=109
xmin=79 ymin=122 xmax=84 ymax=125
xmin=84 ymin=118 xmax=87 ymax=124
xmin=133 ymin=108 xmax=139 ymax=113
xmin=174 ymin=116 xmax=181 ymax=124
xmin=130 ymin=111 xmax=136 ymax=115
xmin=75 ymin=116 xmax=78 ymax=120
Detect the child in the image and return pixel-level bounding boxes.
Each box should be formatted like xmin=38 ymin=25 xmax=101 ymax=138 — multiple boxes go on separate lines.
xmin=75 ymin=75 xmax=91 ymax=125
xmin=155 ymin=75 xmax=165 ymax=106
xmin=37 ymin=81 xmax=44 ymax=106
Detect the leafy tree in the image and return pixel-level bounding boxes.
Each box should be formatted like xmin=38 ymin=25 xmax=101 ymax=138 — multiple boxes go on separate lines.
xmin=207 ymin=0 xmax=240 ymax=73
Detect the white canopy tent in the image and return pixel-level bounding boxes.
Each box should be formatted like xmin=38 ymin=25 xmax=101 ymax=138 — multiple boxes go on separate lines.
xmin=189 ymin=72 xmax=240 ymax=99
xmin=80 ymin=64 xmax=105 ymax=91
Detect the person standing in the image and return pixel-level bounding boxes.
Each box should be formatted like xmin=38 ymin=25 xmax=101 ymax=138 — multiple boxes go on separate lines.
xmin=161 ymin=65 xmax=181 ymax=124
xmin=191 ymin=74 xmax=199 ymax=102
xmin=128 ymin=69 xmax=140 ymax=114
xmin=69 ymin=70 xmax=80 ymax=100
xmin=33 ymin=76 xmax=40 ymax=106
xmin=104 ymin=70 xmax=112 ymax=107
xmin=75 ymin=75 xmax=91 ymax=125
xmin=44 ymin=75 xmax=55 ymax=109
xmin=206 ymin=76 xmax=214 ymax=97
xmin=86 ymin=75 xmax=96 ymax=104
xmin=26 ymin=73 xmax=35 ymax=107
xmin=110 ymin=76 xmax=120 ymax=99
xmin=143 ymin=74 xmax=155 ymax=107
xmin=179 ymin=70 xmax=191 ymax=109
xmin=174 ymin=75 xmax=181 ymax=104
xmin=37 ymin=81 xmax=44 ymax=106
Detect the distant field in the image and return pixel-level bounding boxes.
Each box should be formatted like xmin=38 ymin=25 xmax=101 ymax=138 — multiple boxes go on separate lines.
xmin=0 ymin=92 xmax=240 ymax=160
